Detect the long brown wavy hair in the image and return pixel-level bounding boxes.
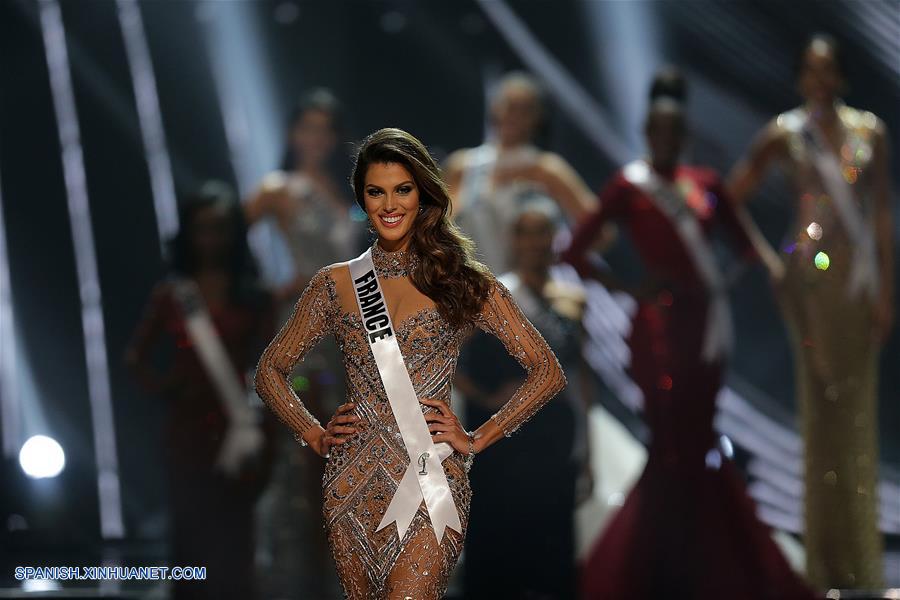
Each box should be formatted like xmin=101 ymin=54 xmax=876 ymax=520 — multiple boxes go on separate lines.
xmin=350 ymin=128 xmax=493 ymax=328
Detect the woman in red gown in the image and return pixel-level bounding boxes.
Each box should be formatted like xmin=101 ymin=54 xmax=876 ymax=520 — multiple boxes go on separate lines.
xmin=125 ymin=183 xmax=277 ymax=599
xmin=560 ymin=72 xmax=816 ymax=599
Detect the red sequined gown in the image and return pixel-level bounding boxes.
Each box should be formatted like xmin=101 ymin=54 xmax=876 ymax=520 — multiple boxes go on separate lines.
xmin=126 ymin=281 xmax=277 ymax=600
xmin=561 ymin=165 xmax=816 ymax=599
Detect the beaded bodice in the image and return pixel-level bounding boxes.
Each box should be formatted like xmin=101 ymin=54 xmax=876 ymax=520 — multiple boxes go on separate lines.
xmin=775 ymin=103 xmax=880 ymax=270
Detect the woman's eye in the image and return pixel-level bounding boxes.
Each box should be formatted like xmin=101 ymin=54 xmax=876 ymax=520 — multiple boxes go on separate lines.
xmin=366 ymin=188 xmax=382 ymax=197
xmin=397 ymin=186 xmax=412 ymax=194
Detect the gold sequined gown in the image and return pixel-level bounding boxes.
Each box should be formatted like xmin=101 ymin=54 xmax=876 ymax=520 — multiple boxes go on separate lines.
xmin=774 ymin=104 xmax=884 ymax=589
xmin=255 ymin=241 xmax=567 ymax=599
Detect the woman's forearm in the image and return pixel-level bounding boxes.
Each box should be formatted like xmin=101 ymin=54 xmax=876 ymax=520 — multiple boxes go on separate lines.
xmin=471 ymin=418 xmax=503 ymax=454
xmin=733 ymin=204 xmax=784 ymax=277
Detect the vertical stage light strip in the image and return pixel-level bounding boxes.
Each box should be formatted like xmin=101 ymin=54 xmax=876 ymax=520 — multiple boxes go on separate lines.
xmin=0 ymin=170 xmax=21 ymax=458
xmin=38 ymin=0 xmax=124 ymax=539
xmin=198 ymin=1 xmax=292 ymax=286
xmin=116 ymin=0 xmax=178 ymax=250
xmin=581 ymin=1 xmax=660 ymax=153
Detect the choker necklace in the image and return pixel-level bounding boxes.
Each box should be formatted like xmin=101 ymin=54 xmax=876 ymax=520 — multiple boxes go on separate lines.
xmin=371 ymin=240 xmax=419 ymax=278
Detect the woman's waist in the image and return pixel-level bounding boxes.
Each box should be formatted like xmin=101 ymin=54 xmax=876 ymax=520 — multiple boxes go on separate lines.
xmin=324 ymin=416 xmax=466 ymax=472
xmin=342 ymin=391 xmax=454 ymax=424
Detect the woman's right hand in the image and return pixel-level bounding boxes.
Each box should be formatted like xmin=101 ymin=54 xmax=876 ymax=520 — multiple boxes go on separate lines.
xmin=311 ymin=402 xmax=360 ymax=458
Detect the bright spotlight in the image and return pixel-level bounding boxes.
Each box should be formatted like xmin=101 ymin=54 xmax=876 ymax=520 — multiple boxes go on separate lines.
xmin=19 ymin=435 xmax=65 ymax=479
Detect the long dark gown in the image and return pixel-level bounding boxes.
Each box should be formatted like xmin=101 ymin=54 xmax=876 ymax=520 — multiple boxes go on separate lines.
xmin=561 ymin=165 xmax=817 ymax=599
xmin=459 ymin=273 xmax=584 ymax=600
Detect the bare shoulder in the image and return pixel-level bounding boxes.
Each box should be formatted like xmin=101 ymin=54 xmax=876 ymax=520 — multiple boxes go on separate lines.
xmin=536 ymin=151 xmax=586 ymax=190
xmin=259 ymin=169 xmax=290 ymax=193
xmin=443 ymin=148 xmax=473 ymax=182
xmin=537 ymin=150 xmax=572 ymax=173
xmin=444 ymin=148 xmax=477 ymax=216
xmin=841 ymin=104 xmax=881 ymax=129
xmin=739 ymin=114 xmax=788 ymax=162
xmin=859 ymin=108 xmax=887 ymax=140
xmin=870 ymin=115 xmax=889 ymax=155
xmin=837 ymin=105 xmax=888 ymax=152
xmin=762 ymin=114 xmax=791 ymax=146
xmin=445 ymin=147 xmax=473 ymax=168
xmin=246 ymin=170 xmax=292 ymax=223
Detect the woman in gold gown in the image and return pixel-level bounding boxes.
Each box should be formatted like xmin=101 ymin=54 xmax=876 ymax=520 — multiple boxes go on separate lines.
xmin=728 ymin=34 xmax=894 ymax=590
xmin=254 ymin=127 xmax=567 ymax=598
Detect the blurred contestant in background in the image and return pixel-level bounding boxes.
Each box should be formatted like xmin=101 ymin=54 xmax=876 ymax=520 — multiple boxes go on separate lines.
xmin=455 ymin=199 xmax=592 ymax=600
xmin=728 ymin=33 xmax=893 ymax=590
xmin=125 ymin=182 xmax=277 ymax=599
xmin=244 ymin=88 xmax=354 ymax=598
xmin=562 ymin=71 xmax=815 ymax=600
xmin=444 ymin=71 xmax=597 ymax=274
xmin=245 ymin=88 xmax=358 ymax=305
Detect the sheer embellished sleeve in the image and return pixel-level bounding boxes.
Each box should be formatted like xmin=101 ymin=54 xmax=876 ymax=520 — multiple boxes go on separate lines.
xmin=473 ymin=273 xmax=568 ymax=437
xmin=254 ymin=265 xmax=337 ymax=442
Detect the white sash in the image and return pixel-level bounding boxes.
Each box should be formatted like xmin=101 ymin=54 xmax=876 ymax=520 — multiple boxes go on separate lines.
xmin=801 ymin=111 xmax=879 ymax=301
xmin=347 ymin=248 xmax=462 ymax=542
xmin=622 ymin=160 xmax=732 ymax=363
xmin=171 ymin=279 xmax=263 ymax=475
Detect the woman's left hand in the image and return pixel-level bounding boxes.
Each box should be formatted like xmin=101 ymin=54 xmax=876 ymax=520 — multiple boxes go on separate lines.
xmin=421 ymin=397 xmax=472 ymax=455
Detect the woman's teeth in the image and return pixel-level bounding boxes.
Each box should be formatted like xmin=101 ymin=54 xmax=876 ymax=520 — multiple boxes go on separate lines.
xmin=381 ymin=214 xmax=404 ymax=226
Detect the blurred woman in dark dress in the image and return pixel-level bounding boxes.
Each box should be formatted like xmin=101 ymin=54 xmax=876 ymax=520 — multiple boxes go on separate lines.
xmin=125 ymin=182 xmax=276 ymax=599
xmin=457 ymin=200 xmax=592 ymax=600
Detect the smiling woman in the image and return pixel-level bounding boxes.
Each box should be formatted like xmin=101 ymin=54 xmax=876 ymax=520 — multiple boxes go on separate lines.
xmin=253 ymin=127 xmax=568 ymax=598
xmin=349 ymin=128 xmax=496 ymax=329
xmin=363 ymin=162 xmax=419 ymax=236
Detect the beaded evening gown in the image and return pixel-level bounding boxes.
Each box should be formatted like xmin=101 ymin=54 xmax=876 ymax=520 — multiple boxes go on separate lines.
xmin=772 ymin=103 xmax=885 ymax=589
xmin=254 ymin=240 xmax=567 ymax=599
